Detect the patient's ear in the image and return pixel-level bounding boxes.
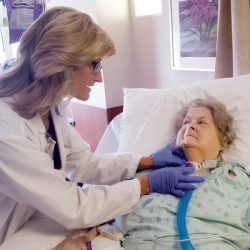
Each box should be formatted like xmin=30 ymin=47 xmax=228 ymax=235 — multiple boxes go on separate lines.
xmin=216 ymin=147 xmax=223 ymax=158
xmin=219 ymin=148 xmax=223 ymax=154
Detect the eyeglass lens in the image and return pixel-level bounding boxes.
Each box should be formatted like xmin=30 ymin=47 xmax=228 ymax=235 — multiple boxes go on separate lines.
xmin=91 ymin=61 xmax=102 ymax=73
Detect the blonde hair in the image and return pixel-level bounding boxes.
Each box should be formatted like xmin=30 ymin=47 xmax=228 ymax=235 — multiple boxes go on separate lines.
xmin=175 ymin=98 xmax=236 ymax=150
xmin=0 ymin=7 xmax=115 ymax=118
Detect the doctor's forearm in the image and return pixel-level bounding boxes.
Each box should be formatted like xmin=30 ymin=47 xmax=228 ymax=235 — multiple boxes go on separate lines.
xmin=137 ymin=156 xmax=152 ymax=195
xmin=138 ymin=156 xmax=153 ymax=171
xmin=139 ymin=175 xmax=150 ymax=196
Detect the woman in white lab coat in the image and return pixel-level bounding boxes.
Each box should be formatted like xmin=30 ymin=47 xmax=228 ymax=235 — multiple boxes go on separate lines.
xmin=0 ymin=6 xmax=204 ymax=249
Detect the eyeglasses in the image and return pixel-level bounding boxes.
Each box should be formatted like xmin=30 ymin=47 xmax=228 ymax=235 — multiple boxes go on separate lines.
xmin=91 ymin=60 xmax=102 ymax=73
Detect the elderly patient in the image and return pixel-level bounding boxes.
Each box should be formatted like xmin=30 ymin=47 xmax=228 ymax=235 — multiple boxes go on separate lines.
xmin=120 ymin=98 xmax=250 ymax=250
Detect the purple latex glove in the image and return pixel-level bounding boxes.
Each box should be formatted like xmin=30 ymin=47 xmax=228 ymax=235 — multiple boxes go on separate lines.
xmin=151 ymin=144 xmax=186 ymax=169
xmin=148 ymin=165 xmax=204 ymax=197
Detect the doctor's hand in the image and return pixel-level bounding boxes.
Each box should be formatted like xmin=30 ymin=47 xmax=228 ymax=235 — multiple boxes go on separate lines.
xmin=53 ymin=228 xmax=98 ymax=250
xmin=151 ymin=144 xmax=186 ymax=169
xmin=144 ymin=165 xmax=204 ymax=197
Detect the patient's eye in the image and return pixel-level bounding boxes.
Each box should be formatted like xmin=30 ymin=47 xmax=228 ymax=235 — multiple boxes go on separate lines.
xmin=198 ymin=119 xmax=207 ymax=125
xmin=183 ymin=119 xmax=191 ymax=125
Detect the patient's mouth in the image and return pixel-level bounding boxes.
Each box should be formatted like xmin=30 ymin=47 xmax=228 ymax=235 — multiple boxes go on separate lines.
xmin=184 ymin=137 xmax=188 ymax=144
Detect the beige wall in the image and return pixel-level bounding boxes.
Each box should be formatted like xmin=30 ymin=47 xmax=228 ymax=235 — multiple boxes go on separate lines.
xmin=95 ymin=0 xmax=135 ymax=108
xmin=47 ymin=0 xmax=96 ymax=19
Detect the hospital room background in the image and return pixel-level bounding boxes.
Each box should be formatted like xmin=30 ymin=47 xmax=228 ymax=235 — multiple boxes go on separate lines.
xmin=1 ymin=1 xmax=250 ymax=249
xmin=1 ymin=0 xmax=250 ymax=152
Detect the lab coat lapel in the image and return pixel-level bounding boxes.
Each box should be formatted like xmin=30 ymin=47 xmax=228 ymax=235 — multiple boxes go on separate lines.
xmin=51 ymin=106 xmax=66 ymax=169
xmin=22 ymin=114 xmax=48 ymax=152
xmin=23 ymin=113 xmax=46 ymax=134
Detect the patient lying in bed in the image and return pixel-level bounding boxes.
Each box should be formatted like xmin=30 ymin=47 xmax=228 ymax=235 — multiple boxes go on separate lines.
xmin=120 ymin=98 xmax=250 ymax=250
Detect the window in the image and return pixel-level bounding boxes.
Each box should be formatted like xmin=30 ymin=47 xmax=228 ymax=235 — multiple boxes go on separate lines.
xmin=133 ymin=0 xmax=162 ymax=17
xmin=0 ymin=1 xmax=19 ymax=66
xmin=0 ymin=29 xmax=19 ymax=65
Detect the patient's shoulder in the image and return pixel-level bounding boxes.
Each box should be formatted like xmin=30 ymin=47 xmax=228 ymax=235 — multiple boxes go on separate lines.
xmin=215 ymin=160 xmax=250 ymax=178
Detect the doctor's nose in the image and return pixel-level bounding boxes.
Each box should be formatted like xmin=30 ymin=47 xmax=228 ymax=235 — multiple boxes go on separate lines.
xmin=94 ymin=71 xmax=103 ymax=83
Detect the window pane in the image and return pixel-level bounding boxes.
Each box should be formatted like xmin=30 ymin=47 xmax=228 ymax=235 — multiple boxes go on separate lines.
xmin=134 ymin=0 xmax=162 ymax=17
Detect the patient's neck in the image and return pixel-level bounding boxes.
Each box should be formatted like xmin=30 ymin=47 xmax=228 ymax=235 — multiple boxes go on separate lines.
xmin=183 ymin=148 xmax=204 ymax=164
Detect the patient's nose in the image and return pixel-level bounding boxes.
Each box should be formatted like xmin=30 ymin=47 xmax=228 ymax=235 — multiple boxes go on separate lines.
xmin=186 ymin=123 xmax=195 ymax=131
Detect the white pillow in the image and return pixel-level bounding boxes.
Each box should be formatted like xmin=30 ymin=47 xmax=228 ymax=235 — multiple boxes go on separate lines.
xmin=118 ymin=74 xmax=250 ymax=168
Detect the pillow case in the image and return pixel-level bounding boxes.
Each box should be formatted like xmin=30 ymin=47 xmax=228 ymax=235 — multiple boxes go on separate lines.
xmin=118 ymin=74 xmax=250 ymax=168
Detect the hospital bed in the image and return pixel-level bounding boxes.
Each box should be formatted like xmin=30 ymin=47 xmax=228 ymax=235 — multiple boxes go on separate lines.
xmin=1 ymin=74 xmax=250 ymax=249
xmin=95 ymin=73 xmax=250 ymax=249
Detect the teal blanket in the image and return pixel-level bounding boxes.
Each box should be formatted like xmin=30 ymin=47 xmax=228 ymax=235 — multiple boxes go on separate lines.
xmin=120 ymin=161 xmax=250 ymax=250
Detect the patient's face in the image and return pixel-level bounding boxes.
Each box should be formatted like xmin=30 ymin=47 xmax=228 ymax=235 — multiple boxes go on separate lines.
xmin=176 ymin=106 xmax=222 ymax=160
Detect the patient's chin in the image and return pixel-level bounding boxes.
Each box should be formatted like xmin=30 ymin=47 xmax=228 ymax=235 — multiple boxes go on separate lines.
xmin=182 ymin=141 xmax=198 ymax=150
xmin=176 ymin=138 xmax=196 ymax=149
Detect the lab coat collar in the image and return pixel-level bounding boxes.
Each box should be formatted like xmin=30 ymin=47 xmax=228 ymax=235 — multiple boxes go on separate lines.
xmin=54 ymin=104 xmax=63 ymax=117
xmin=24 ymin=114 xmax=46 ymax=134
xmin=22 ymin=103 xmax=63 ymax=133
xmin=17 ymin=103 xmax=66 ymax=168
xmin=50 ymin=105 xmax=66 ymax=168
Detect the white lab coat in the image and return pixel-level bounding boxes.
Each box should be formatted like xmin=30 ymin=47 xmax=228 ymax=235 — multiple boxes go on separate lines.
xmin=0 ymin=100 xmax=142 ymax=246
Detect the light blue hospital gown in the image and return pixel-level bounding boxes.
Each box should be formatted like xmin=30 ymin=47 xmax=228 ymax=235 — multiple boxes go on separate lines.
xmin=120 ymin=161 xmax=250 ymax=250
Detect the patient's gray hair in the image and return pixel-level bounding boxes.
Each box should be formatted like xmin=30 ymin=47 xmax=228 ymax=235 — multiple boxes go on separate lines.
xmin=175 ymin=98 xmax=236 ymax=150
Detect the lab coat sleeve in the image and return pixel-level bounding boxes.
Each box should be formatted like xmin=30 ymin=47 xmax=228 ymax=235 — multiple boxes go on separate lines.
xmin=61 ymin=116 xmax=143 ymax=185
xmin=0 ymin=133 xmax=141 ymax=229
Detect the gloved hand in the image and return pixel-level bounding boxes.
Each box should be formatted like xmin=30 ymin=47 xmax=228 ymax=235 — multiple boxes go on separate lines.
xmin=151 ymin=144 xmax=186 ymax=169
xmin=148 ymin=165 xmax=204 ymax=197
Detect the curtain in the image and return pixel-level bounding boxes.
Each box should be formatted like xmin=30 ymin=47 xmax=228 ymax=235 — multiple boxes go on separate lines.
xmin=215 ymin=0 xmax=250 ymax=78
